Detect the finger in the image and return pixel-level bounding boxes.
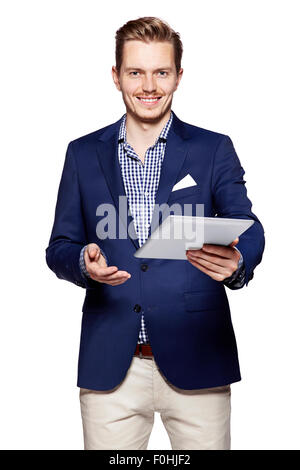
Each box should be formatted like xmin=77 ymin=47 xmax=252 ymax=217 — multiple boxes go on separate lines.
xmin=101 ymin=271 xmax=131 ymax=282
xmin=99 ymin=274 xmax=130 ymax=285
xmin=106 ymin=278 xmax=130 ymax=286
xmin=93 ymin=277 xmax=124 ymax=285
xmin=84 ymin=249 xmax=98 ymax=274
xmin=84 ymin=246 xmax=99 ymax=265
xmin=187 ymin=255 xmax=232 ymax=278
xmin=91 ymin=269 xmax=130 ymax=282
xmin=187 ymin=249 xmax=228 ymax=263
xmin=230 ymin=237 xmax=239 ymax=247
xmin=187 ymin=250 xmax=233 ymax=270
xmin=89 ymin=264 xmax=118 ymax=278
xmin=88 ymin=245 xmax=100 ymax=258
xmin=187 ymin=258 xmax=225 ymax=281
xmin=201 ymin=244 xmax=232 ymax=258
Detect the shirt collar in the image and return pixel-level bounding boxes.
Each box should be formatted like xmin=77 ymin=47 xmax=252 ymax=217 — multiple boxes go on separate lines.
xmin=118 ymin=111 xmax=173 ymax=149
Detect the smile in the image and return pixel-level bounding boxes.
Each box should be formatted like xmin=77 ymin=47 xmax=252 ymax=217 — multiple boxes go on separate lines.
xmin=136 ymin=97 xmax=162 ymax=105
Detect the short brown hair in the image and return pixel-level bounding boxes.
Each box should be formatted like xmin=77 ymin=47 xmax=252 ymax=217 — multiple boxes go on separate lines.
xmin=115 ymin=16 xmax=183 ymax=75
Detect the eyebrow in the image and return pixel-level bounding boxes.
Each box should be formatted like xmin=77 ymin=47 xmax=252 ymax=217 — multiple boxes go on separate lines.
xmin=124 ymin=67 xmax=173 ymax=72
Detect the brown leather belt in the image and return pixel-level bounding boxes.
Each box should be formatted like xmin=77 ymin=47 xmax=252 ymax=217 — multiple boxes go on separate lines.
xmin=134 ymin=343 xmax=153 ymax=358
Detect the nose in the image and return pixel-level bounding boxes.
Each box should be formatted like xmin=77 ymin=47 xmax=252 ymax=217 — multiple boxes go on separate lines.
xmin=142 ymin=73 xmax=157 ymax=94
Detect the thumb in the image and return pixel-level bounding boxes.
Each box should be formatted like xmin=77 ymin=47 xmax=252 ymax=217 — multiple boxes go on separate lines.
xmin=88 ymin=244 xmax=100 ymax=260
xmin=230 ymin=237 xmax=239 ymax=247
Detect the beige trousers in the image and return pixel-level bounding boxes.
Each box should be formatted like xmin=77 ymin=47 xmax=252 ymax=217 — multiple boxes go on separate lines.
xmin=79 ymin=355 xmax=231 ymax=450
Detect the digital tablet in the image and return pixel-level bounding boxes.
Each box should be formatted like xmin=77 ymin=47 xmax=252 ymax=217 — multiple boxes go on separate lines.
xmin=134 ymin=215 xmax=254 ymax=260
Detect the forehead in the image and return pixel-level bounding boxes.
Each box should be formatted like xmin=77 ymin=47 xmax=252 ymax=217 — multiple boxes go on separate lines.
xmin=122 ymin=40 xmax=175 ymax=68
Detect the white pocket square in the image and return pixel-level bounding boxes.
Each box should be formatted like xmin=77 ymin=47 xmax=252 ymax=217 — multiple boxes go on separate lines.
xmin=171 ymin=174 xmax=197 ymax=192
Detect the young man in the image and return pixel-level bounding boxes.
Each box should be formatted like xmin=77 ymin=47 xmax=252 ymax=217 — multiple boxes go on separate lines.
xmin=46 ymin=17 xmax=265 ymax=450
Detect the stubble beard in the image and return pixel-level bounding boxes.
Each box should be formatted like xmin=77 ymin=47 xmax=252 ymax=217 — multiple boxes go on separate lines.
xmin=123 ymin=94 xmax=172 ymax=124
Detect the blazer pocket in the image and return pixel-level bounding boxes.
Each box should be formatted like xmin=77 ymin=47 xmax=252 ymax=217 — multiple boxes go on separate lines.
xmin=183 ymin=290 xmax=228 ymax=312
xmin=168 ymin=185 xmax=200 ymax=203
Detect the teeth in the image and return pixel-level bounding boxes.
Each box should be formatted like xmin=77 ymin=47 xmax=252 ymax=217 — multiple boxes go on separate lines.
xmin=139 ymin=98 xmax=159 ymax=102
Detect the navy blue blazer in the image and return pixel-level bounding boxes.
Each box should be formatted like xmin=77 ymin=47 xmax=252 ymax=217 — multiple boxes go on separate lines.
xmin=46 ymin=110 xmax=265 ymax=391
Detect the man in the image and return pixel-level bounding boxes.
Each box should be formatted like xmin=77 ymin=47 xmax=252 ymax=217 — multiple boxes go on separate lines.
xmin=46 ymin=17 xmax=265 ymax=450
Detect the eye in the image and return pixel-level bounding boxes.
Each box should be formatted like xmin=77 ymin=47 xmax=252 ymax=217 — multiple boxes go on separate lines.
xmin=130 ymin=71 xmax=139 ymax=76
xmin=158 ymin=71 xmax=167 ymax=76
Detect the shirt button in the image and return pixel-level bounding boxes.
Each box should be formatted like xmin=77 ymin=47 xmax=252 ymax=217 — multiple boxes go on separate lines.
xmin=134 ymin=304 xmax=142 ymax=313
xmin=144 ymin=192 xmax=149 ymax=198
xmin=141 ymin=264 xmax=148 ymax=272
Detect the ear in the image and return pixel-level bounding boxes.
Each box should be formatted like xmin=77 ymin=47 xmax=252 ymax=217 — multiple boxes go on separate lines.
xmin=174 ymin=68 xmax=183 ymax=91
xmin=111 ymin=66 xmax=121 ymax=91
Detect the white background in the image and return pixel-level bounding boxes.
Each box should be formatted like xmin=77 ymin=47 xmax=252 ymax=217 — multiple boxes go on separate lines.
xmin=1 ymin=0 xmax=299 ymax=450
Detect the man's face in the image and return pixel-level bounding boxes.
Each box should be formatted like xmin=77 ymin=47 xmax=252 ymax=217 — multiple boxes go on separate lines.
xmin=112 ymin=40 xmax=183 ymax=123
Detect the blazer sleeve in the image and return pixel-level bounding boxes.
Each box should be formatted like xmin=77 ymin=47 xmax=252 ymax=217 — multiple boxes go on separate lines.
xmin=211 ymin=135 xmax=265 ymax=288
xmin=45 ymin=142 xmax=99 ymax=289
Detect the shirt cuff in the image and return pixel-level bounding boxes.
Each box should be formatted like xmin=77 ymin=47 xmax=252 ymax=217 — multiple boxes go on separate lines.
xmin=79 ymin=245 xmax=90 ymax=279
xmin=223 ymin=247 xmax=245 ymax=285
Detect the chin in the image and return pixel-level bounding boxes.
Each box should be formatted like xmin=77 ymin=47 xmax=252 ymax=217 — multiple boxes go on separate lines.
xmin=131 ymin=106 xmax=169 ymax=124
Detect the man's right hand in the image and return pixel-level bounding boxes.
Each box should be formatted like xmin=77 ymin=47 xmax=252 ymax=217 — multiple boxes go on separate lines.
xmin=84 ymin=243 xmax=131 ymax=286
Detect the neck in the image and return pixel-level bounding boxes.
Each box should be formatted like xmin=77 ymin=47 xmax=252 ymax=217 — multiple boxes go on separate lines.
xmin=125 ymin=110 xmax=171 ymax=147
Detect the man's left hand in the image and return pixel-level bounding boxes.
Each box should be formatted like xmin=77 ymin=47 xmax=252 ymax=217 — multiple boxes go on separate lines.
xmin=186 ymin=237 xmax=241 ymax=282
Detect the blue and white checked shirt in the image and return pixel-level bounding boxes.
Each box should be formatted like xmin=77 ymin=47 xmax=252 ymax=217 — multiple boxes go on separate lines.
xmin=79 ymin=111 xmax=245 ymax=344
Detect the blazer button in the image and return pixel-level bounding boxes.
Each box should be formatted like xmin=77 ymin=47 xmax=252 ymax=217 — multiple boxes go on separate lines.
xmin=141 ymin=264 xmax=148 ymax=272
xmin=134 ymin=304 xmax=142 ymax=313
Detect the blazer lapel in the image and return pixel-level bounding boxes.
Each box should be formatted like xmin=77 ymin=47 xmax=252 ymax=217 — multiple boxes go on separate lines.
xmin=95 ymin=111 xmax=190 ymax=249
xmin=96 ymin=119 xmax=139 ymax=250
xmin=149 ymin=111 xmax=189 ymax=236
